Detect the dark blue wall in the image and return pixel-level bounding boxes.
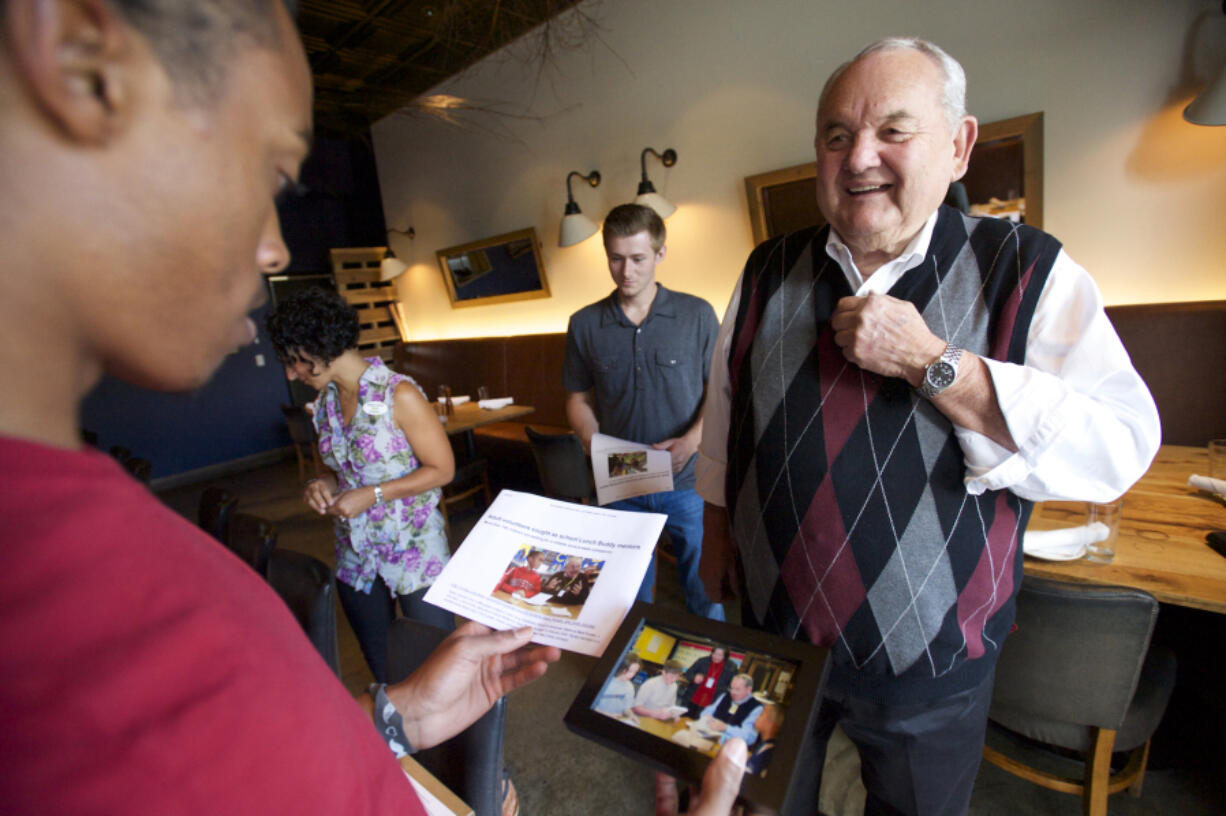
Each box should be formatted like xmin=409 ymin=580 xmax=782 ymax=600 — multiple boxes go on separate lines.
xmin=79 ymin=135 xmax=387 ymax=480
xmin=80 ymin=304 xmax=293 ymax=479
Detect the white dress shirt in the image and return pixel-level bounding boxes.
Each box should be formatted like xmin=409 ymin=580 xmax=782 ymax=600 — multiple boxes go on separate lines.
xmin=696 ymin=212 xmax=1161 ymax=506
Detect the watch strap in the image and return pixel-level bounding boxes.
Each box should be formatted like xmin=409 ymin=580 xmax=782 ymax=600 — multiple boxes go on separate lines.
xmin=918 ymin=345 xmax=963 ymax=399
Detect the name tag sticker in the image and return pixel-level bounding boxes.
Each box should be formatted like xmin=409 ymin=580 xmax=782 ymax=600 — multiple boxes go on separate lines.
xmin=363 ymin=402 xmax=389 ymax=416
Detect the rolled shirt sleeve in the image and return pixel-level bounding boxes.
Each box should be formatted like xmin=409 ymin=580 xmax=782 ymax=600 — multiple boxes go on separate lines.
xmin=958 ymin=250 xmax=1161 ymax=501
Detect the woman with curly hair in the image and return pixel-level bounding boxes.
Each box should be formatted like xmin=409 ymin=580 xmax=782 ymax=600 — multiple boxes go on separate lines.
xmin=267 ymin=287 xmax=454 ymax=682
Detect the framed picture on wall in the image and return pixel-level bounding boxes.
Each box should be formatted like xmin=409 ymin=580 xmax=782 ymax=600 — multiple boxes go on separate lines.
xmin=435 ymin=227 xmax=551 ymax=309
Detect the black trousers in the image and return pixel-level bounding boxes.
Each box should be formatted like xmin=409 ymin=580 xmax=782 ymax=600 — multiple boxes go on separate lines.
xmin=337 ymin=577 xmax=455 ymax=683
xmin=798 ymin=668 xmax=995 ymax=816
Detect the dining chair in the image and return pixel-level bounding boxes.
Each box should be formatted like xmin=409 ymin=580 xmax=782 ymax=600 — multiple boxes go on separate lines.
xmin=982 ymin=577 xmax=1176 ymax=816
xmin=265 ymin=549 xmax=341 ymax=677
xmin=197 ymin=486 xmax=238 ymax=544
xmin=226 ymin=512 xmax=279 ymax=577
xmin=524 ymin=425 xmax=594 ymax=502
xmin=281 ymin=404 xmax=321 ymax=483
xmin=438 ymin=458 xmax=492 ymax=541
xmin=387 ymin=618 xmax=507 ymax=816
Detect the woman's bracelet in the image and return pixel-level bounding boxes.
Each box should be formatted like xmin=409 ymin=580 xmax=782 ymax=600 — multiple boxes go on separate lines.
xmin=368 ymin=683 xmax=413 ymax=758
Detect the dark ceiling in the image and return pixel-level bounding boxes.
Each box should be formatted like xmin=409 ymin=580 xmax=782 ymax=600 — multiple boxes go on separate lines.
xmin=299 ymin=0 xmax=586 ymax=136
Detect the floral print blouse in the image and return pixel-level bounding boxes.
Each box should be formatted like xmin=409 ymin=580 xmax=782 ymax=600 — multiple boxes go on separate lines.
xmin=313 ymin=358 xmax=449 ymax=596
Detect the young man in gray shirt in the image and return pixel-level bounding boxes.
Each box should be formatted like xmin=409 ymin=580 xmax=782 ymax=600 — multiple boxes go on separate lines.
xmin=563 ymin=204 xmax=722 ymax=619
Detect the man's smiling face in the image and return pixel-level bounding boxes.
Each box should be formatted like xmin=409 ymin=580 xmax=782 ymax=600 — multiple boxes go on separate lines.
xmin=814 ymin=47 xmax=973 ymax=265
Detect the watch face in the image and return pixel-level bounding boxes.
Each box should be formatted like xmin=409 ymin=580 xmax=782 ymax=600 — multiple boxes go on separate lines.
xmin=926 ymin=361 xmax=957 ymax=390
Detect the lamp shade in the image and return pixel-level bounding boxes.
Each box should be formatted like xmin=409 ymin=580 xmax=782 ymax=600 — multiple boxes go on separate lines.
xmin=1184 ymin=63 xmax=1226 ymax=125
xmin=379 ymin=256 xmax=409 ymax=281
xmin=559 ymin=211 xmax=599 ymax=247
xmin=634 ymin=190 xmax=677 ymax=219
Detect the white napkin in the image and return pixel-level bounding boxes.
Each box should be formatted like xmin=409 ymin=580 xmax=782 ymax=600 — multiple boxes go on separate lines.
xmin=1189 ymin=474 xmax=1226 ymax=498
xmin=1022 ymin=523 xmax=1109 ymax=560
xmin=479 ymin=397 xmax=514 ymax=410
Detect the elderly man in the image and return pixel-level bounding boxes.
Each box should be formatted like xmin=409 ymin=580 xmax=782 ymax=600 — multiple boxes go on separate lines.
xmin=541 ymin=555 xmax=597 ymax=605
xmin=699 ymin=673 xmax=763 ymax=747
xmin=698 ymin=37 xmax=1160 ymax=815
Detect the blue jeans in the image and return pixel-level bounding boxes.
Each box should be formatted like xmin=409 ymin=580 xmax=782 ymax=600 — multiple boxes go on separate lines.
xmin=608 ymin=489 xmax=724 ymax=620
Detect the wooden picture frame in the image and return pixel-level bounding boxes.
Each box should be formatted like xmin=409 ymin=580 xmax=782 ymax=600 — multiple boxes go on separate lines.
xmin=435 ymin=227 xmax=551 ymax=309
xmin=743 ymin=112 xmax=1045 ymax=245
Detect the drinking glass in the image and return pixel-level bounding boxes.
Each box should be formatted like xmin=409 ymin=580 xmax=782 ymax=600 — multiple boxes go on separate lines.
xmin=1085 ymin=498 xmax=1123 ymax=563
xmin=1209 ymin=439 xmax=1226 ymax=480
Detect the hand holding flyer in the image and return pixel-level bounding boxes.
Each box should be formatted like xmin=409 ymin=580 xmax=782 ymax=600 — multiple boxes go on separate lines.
xmin=423 ymin=490 xmax=663 ymax=656
xmin=590 ymin=432 xmax=675 ymax=506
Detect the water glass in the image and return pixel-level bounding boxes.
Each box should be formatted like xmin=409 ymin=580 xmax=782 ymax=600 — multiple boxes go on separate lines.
xmin=477 ymin=385 xmax=489 ymax=401
xmin=1085 ymin=498 xmax=1123 ymax=563
xmin=1209 ymin=439 xmax=1226 ymax=480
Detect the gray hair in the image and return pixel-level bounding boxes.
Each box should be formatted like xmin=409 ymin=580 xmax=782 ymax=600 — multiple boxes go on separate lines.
xmin=818 ymin=37 xmax=968 ymax=131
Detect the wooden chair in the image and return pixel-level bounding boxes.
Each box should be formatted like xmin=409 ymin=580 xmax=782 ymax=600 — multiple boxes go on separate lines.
xmin=281 ymin=404 xmax=321 ymax=483
xmin=982 ymin=577 xmax=1176 ymax=816
xmin=438 ymin=458 xmax=492 ymax=539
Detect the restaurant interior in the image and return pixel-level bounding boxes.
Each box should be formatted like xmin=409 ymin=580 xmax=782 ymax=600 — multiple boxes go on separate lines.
xmin=84 ymin=0 xmax=1225 ymax=814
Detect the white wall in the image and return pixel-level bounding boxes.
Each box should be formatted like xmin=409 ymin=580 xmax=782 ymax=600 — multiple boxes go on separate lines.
xmin=372 ymin=0 xmax=1226 ymax=340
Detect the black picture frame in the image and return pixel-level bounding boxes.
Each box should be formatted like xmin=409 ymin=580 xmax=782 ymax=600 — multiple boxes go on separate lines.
xmin=563 ymin=602 xmax=828 ymax=815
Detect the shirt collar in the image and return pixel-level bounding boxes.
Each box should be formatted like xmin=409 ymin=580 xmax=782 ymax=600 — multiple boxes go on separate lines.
xmin=601 ymin=283 xmax=675 ymax=327
xmin=824 ymin=210 xmax=939 ymax=295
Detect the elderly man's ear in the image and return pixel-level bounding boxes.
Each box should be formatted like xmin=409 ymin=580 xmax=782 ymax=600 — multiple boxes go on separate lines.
xmin=951 ymin=115 xmax=979 ymax=181
xmin=5 ymin=0 xmax=137 ymax=144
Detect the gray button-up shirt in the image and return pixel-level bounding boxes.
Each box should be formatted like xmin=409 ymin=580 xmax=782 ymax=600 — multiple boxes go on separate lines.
xmin=563 ymin=285 xmax=718 ymax=490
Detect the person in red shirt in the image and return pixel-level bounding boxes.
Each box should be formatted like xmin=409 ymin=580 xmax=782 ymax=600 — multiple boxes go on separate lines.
xmin=0 ymin=1 xmax=746 ymax=813
xmin=497 ymin=549 xmax=547 ymax=597
xmin=683 ymin=646 xmax=735 ymax=718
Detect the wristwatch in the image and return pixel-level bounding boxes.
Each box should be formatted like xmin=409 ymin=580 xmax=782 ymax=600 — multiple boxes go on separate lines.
xmin=373 ymin=484 xmax=385 ymax=504
xmin=918 ymin=345 xmax=963 ymax=399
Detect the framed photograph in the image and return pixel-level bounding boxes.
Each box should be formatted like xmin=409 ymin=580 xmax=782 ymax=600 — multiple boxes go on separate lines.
xmin=564 ymin=602 xmax=828 ymax=815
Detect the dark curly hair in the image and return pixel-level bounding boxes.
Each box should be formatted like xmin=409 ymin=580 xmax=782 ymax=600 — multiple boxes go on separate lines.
xmin=265 ymin=286 xmax=359 ymax=370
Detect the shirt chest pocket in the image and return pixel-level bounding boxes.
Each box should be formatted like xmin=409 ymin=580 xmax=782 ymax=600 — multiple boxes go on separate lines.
xmin=653 ymin=349 xmax=685 ymax=372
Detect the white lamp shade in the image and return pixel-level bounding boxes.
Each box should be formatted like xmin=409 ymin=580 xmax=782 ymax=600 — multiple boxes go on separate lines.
xmin=634 ymin=190 xmax=677 ymax=219
xmin=1185 ymin=64 xmax=1226 ymax=126
xmin=559 ymin=212 xmax=599 ymax=247
xmin=379 ymin=256 xmax=409 ymax=281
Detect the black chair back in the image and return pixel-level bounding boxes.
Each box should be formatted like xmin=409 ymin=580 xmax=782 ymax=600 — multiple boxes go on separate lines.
xmin=388 ymin=618 xmax=506 ymax=816
xmin=266 ymin=550 xmax=341 ymax=677
xmin=197 ymin=487 xmax=238 ymax=543
xmin=992 ymin=577 xmax=1158 ymax=736
xmin=226 ymin=512 xmax=278 ymax=576
xmin=524 ymin=426 xmax=594 ymax=502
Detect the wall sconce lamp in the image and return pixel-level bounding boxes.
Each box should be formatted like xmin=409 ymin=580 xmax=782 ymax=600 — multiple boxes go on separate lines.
xmin=379 ymin=226 xmax=415 ymax=281
xmin=634 ymin=147 xmax=678 ymax=219
xmin=1184 ymin=1 xmax=1226 ymax=125
xmin=559 ymin=169 xmax=602 ymax=247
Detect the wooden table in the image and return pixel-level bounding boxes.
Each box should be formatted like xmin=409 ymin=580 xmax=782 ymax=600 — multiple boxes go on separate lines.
xmin=438 ymin=401 xmax=534 ymax=458
xmin=1024 ymin=445 xmax=1226 ymax=614
xmin=491 ymin=589 xmax=579 ymax=619
xmin=633 ymin=713 xmax=720 ymax=757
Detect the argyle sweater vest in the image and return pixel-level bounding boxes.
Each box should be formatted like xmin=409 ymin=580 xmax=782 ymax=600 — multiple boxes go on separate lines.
xmin=711 ymin=693 xmax=762 ymax=728
xmin=725 ymin=206 xmax=1061 ymax=703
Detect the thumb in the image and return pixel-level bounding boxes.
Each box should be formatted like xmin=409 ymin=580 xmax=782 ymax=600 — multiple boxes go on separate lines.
xmin=691 ymin=738 xmax=747 ymax=816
